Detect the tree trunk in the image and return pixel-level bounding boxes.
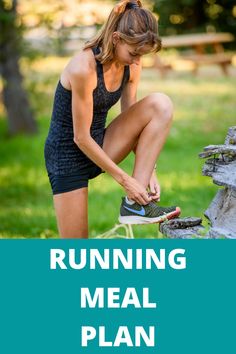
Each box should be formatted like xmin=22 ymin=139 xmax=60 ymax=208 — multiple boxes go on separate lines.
xmin=0 ymin=0 xmax=37 ymax=135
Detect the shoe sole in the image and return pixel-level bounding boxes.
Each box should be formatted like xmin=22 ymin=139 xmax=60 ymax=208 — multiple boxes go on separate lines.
xmin=118 ymin=207 xmax=181 ymax=225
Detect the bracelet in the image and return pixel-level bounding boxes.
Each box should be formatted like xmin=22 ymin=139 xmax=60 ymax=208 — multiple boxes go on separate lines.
xmin=154 ymin=163 xmax=157 ymax=170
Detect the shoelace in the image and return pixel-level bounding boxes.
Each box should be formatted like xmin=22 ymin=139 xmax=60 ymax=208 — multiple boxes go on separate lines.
xmin=145 ymin=202 xmax=176 ymax=217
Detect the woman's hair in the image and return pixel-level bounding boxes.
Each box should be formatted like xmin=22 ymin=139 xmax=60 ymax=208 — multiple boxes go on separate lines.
xmin=83 ymin=0 xmax=161 ymax=64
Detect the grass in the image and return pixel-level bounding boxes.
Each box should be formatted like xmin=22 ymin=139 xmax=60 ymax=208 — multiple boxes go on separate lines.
xmin=0 ymin=57 xmax=235 ymax=238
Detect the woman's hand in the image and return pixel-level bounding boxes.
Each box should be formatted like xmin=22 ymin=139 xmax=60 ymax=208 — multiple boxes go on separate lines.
xmin=121 ymin=175 xmax=152 ymax=205
xmin=148 ymin=170 xmax=161 ymax=202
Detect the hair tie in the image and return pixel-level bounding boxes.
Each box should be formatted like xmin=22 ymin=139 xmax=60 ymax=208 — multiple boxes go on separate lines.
xmin=114 ymin=1 xmax=141 ymax=15
xmin=126 ymin=2 xmax=139 ymax=10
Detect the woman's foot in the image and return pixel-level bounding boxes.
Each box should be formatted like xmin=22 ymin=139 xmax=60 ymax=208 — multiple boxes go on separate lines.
xmin=119 ymin=197 xmax=181 ymax=225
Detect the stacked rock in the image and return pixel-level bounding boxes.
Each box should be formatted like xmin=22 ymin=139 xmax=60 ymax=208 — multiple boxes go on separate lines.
xmin=199 ymin=126 xmax=236 ymax=239
xmin=159 ymin=217 xmax=205 ymax=239
xmin=159 ymin=126 xmax=236 ymax=239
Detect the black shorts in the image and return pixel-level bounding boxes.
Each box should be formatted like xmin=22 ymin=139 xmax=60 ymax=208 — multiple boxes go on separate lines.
xmin=48 ymin=164 xmax=103 ymax=195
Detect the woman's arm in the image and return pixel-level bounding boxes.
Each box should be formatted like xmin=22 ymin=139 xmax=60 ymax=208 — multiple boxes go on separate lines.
xmin=120 ymin=62 xmax=141 ymax=112
xmin=70 ymin=66 xmax=125 ymax=183
xmin=68 ymin=61 xmax=150 ymax=205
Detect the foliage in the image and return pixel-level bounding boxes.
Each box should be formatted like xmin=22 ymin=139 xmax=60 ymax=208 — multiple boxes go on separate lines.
xmin=152 ymin=0 xmax=236 ymax=45
xmin=17 ymin=0 xmax=114 ymax=56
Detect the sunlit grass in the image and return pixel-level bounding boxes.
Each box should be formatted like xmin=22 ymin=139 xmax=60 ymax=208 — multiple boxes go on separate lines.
xmin=0 ymin=55 xmax=236 ymax=238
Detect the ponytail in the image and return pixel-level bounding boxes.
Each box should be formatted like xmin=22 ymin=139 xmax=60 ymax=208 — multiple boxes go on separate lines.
xmin=114 ymin=0 xmax=142 ymax=14
xmin=83 ymin=0 xmax=161 ymax=64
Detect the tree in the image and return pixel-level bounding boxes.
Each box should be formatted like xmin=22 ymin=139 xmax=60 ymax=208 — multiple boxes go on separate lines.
xmin=0 ymin=0 xmax=37 ymax=135
xmin=153 ymin=0 xmax=236 ymax=42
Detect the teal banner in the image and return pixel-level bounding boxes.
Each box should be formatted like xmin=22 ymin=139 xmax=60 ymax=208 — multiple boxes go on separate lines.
xmin=0 ymin=240 xmax=235 ymax=353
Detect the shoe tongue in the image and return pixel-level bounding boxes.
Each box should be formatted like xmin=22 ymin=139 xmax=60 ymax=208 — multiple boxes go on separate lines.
xmin=125 ymin=196 xmax=135 ymax=205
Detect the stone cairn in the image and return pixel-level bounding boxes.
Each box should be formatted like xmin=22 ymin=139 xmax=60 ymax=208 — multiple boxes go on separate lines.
xmin=160 ymin=126 xmax=236 ymax=239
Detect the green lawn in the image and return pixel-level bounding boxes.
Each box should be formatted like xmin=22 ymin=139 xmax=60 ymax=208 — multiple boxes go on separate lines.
xmin=0 ymin=58 xmax=235 ymax=238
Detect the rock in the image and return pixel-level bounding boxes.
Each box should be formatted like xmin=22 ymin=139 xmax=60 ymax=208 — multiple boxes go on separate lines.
xmin=200 ymin=127 xmax=236 ymax=237
xmin=199 ymin=145 xmax=236 ymax=159
xmin=158 ymin=126 xmax=236 ymax=240
xmin=208 ymin=228 xmax=236 ymax=239
xmin=225 ymin=126 xmax=236 ymax=145
xmin=204 ymin=188 xmax=236 ymax=239
xmin=162 ymin=217 xmax=202 ymax=229
xmin=159 ymin=217 xmax=205 ymax=239
xmin=202 ymin=159 xmax=236 ymax=189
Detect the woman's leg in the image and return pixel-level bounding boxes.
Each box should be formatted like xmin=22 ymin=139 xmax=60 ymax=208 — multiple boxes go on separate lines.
xmin=53 ymin=187 xmax=88 ymax=238
xmin=51 ymin=93 xmax=172 ymax=238
xmin=103 ymin=92 xmax=173 ymax=188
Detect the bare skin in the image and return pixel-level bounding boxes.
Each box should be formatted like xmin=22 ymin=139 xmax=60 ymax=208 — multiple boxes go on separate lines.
xmin=53 ymin=33 xmax=173 ymax=238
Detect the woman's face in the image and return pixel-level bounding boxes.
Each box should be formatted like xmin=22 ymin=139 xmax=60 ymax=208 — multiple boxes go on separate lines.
xmin=113 ymin=35 xmax=152 ymax=66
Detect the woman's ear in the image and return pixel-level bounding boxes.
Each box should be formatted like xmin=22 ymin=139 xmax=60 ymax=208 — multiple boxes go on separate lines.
xmin=112 ymin=31 xmax=120 ymax=46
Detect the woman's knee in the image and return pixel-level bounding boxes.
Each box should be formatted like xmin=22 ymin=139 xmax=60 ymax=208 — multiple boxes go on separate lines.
xmin=145 ymin=93 xmax=173 ymax=124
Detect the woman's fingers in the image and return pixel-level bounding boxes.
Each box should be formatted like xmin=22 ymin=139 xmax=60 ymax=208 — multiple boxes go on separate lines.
xmin=155 ymin=182 xmax=161 ymax=195
xmin=154 ymin=184 xmax=160 ymax=198
xmin=127 ymin=189 xmax=151 ymax=205
xmin=129 ymin=192 xmax=151 ymax=205
xmin=124 ymin=176 xmax=153 ymax=205
xmin=148 ymin=181 xmax=161 ymax=202
xmin=140 ymin=193 xmax=152 ymax=205
xmin=156 ymin=183 xmax=161 ymax=201
xmin=148 ymin=173 xmax=161 ymax=199
xmin=149 ymin=185 xmax=156 ymax=195
xmin=151 ymin=194 xmax=160 ymax=201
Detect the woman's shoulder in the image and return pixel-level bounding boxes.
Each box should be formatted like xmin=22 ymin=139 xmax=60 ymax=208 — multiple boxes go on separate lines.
xmin=60 ymin=47 xmax=97 ymax=90
xmin=70 ymin=48 xmax=96 ymax=74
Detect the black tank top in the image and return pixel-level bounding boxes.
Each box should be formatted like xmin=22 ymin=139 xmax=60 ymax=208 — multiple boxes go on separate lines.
xmin=44 ymin=46 xmax=130 ymax=175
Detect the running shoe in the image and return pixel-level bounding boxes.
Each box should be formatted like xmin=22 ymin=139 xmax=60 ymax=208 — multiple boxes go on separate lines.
xmin=119 ymin=197 xmax=181 ymax=225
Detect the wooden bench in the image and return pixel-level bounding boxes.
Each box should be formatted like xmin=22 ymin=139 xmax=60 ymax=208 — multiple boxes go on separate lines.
xmin=162 ymin=33 xmax=234 ymax=49
xmin=155 ymin=32 xmax=235 ymax=75
xmin=181 ymin=52 xmax=234 ymax=75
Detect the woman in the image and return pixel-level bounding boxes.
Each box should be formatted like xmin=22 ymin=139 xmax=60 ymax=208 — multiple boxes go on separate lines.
xmin=44 ymin=0 xmax=181 ymax=238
